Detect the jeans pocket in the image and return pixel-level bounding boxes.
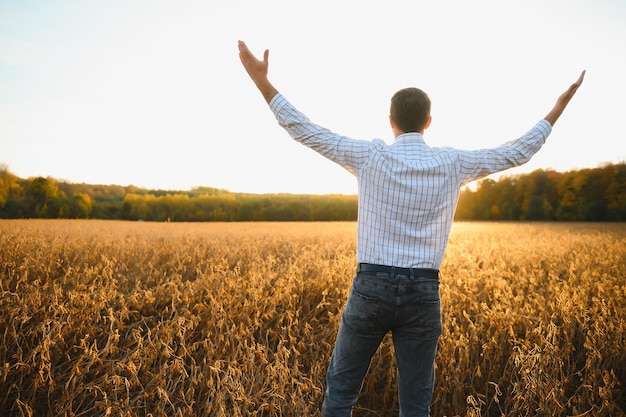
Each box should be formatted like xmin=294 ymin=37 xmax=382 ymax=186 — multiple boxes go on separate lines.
xmin=417 ymin=298 xmax=443 ymax=339
xmin=343 ymin=286 xmax=380 ymax=335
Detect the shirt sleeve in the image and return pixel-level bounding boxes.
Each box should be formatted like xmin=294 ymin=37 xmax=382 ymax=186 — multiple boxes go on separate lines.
xmin=456 ymin=119 xmax=552 ymax=186
xmin=269 ymin=94 xmax=371 ymax=175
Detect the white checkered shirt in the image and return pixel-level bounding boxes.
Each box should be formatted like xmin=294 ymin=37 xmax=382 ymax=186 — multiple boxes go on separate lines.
xmin=269 ymin=94 xmax=552 ymax=269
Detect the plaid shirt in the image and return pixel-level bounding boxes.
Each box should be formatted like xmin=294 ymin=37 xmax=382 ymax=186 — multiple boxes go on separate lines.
xmin=269 ymin=94 xmax=551 ymax=269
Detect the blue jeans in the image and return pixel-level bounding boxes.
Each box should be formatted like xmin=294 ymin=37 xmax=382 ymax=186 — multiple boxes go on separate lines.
xmin=321 ymin=270 xmax=442 ymax=417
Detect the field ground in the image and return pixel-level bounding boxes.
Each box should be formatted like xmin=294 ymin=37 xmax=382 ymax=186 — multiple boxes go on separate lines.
xmin=1 ymin=220 xmax=625 ymax=416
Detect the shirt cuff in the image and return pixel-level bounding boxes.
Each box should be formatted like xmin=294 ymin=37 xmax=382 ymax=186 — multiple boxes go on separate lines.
xmin=537 ymin=119 xmax=552 ymax=137
xmin=269 ymin=93 xmax=287 ymax=114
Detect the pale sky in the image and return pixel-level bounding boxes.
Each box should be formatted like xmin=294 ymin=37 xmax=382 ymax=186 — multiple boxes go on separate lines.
xmin=1 ymin=0 xmax=624 ymax=194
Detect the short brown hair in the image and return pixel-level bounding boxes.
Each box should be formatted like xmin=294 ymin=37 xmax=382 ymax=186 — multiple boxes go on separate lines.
xmin=390 ymin=88 xmax=431 ymax=133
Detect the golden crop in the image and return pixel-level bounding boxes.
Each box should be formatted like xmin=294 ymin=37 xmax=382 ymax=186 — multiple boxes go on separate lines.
xmin=1 ymin=220 xmax=624 ymax=417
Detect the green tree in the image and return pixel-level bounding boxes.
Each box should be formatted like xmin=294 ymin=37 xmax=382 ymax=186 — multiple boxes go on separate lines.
xmin=0 ymin=164 xmax=11 ymax=209
xmin=25 ymin=177 xmax=67 ymax=218
xmin=70 ymin=193 xmax=92 ymax=218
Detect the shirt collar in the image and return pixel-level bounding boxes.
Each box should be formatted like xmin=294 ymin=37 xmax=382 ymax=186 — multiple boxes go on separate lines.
xmin=394 ymin=132 xmax=427 ymax=145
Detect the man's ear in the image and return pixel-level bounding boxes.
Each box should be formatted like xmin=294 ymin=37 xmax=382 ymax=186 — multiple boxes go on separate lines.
xmin=389 ymin=115 xmax=396 ymax=129
xmin=424 ymin=115 xmax=432 ymax=130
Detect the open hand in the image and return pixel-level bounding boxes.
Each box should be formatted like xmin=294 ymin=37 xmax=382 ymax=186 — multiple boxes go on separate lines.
xmin=238 ymin=41 xmax=269 ymax=83
xmin=238 ymin=40 xmax=278 ymax=102
xmin=544 ymin=70 xmax=585 ymax=125
xmin=557 ymin=70 xmax=585 ymax=109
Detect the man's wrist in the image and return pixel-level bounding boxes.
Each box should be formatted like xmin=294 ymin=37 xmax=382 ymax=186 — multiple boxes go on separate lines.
xmin=257 ymin=80 xmax=278 ymax=103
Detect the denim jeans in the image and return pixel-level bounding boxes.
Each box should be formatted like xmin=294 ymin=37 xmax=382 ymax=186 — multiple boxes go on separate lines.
xmin=321 ymin=270 xmax=442 ymax=417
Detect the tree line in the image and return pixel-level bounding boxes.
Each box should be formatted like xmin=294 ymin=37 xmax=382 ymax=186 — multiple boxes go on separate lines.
xmin=455 ymin=163 xmax=626 ymax=221
xmin=0 ymin=166 xmax=357 ymax=221
xmin=0 ymin=163 xmax=624 ymax=222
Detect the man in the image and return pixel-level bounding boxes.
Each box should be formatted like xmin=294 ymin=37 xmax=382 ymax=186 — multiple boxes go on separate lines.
xmin=238 ymin=40 xmax=584 ymax=417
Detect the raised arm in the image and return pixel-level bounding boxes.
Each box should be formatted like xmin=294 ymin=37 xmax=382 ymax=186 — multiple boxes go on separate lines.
xmin=238 ymin=40 xmax=279 ymax=103
xmin=544 ymin=70 xmax=585 ymax=125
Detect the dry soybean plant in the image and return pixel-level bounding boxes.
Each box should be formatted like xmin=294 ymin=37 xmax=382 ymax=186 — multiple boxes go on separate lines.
xmin=435 ymin=222 xmax=626 ymax=417
xmin=0 ymin=220 xmax=624 ymax=417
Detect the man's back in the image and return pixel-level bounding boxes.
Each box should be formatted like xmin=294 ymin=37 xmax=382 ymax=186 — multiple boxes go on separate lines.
xmin=357 ymin=133 xmax=460 ymax=269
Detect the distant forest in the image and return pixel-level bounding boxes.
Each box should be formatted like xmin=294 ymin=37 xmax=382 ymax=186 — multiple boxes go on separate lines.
xmin=455 ymin=163 xmax=626 ymax=221
xmin=0 ymin=163 xmax=624 ymax=222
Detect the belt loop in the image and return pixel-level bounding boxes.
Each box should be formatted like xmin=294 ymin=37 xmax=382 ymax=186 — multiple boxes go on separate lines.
xmin=410 ymin=268 xmax=415 ymax=279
